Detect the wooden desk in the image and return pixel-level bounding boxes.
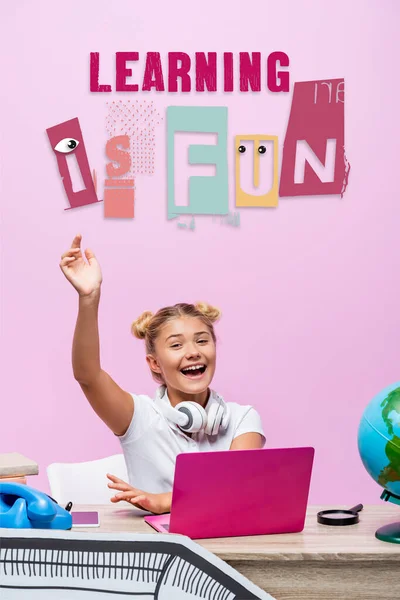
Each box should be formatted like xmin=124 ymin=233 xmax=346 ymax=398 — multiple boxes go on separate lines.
xmin=73 ymin=504 xmax=400 ymax=600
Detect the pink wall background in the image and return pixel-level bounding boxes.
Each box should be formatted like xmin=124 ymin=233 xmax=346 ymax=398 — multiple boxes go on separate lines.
xmin=1 ymin=0 xmax=399 ymax=506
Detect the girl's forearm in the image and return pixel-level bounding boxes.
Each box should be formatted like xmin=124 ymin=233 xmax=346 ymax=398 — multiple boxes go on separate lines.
xmin=72 ymin=290 xmax=102 ymax=383
xmin=163 ymin=492 xmax=172 ymax=514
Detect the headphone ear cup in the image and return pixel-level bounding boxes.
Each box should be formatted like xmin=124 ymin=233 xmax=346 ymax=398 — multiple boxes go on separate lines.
xmin=220 ymin=403 xmax=230 ymax=432
xmin=205 ymin=402 xmax=225 ymax=436
xmin=175 ymin=401 xmax=207 ymax=433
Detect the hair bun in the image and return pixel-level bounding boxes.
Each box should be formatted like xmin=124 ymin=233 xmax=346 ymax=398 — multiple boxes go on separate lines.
xmin=131 ymin=310 xmax=154 ymax=339
xmin=194 ymin=302 xmax=221 ymax=323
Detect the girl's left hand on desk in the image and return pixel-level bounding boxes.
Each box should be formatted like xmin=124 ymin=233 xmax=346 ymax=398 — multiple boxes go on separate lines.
xmin=107 ymin=473 xmax=171 ymax=515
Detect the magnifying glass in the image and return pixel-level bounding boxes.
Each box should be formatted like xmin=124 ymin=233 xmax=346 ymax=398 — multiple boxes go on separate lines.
xmin=317 ymin=503 xmax=363 ymax=526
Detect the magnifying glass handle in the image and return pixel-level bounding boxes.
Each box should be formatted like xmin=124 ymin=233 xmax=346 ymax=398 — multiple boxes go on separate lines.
xmin=349 ymin=504 xmax=363 ymax=513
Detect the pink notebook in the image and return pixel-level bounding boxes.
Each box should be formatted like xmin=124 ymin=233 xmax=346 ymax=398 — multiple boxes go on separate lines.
xmin=145 ymin=446 xmax=314 ymax=540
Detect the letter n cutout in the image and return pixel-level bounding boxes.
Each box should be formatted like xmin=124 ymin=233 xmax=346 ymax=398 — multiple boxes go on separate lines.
xmin=279 ymin=79 xmax=349 ymax=197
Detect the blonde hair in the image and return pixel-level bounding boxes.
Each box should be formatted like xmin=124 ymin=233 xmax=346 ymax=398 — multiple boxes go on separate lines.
xmin=131 ymin=302 xmax=221 ymax=384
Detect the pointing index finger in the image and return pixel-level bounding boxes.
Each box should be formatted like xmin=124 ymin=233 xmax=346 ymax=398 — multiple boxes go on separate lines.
xmin=107 ymin=473 xmax=126 ymax=484
xmin=71 ymin=234 xmax=82 ymax=249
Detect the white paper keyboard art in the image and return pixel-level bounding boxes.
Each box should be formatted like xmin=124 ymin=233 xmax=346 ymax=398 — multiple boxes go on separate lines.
xmin=0 ymin=529 xmax=275 ymax=600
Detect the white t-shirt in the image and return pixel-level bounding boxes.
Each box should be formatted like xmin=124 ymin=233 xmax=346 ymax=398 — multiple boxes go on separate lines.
xmin=117 ymin=389 xmax=266 ymax=494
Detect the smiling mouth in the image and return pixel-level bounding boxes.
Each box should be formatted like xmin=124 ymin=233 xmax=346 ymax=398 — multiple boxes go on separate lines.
xmin=180 ymin=365 xmax=207 ymax=379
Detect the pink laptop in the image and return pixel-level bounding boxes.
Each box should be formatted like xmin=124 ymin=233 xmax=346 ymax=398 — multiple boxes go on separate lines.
xmin=145 ymin=446 xmax=314 ymax=539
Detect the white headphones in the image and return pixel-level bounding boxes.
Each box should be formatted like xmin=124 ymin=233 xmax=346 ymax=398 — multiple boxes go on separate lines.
xmin=155 ymin=385 xmax=230 ymax=436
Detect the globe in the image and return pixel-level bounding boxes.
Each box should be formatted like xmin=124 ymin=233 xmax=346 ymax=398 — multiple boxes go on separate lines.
xmin=358 ymin=381 xmax=400 ymax=544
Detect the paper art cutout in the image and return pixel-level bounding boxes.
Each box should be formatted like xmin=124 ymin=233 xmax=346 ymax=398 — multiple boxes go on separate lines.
xmin=116 ymin=52 xmax=140 ymax=92
xmin=90 ymin=52 xmax=289 ymax=94
xmin=104 ymin=188 xmax=134 ymax=218
xmin=266 ymin=52 xmax=289 ymax=93
xmin=104 ymin=135 xmax=134 ymax=218
xmin=279 ymin=79 xmax=350 ymax=198
xmin=92 ymin=170 xmax=98 ymax=194
xmin=0 ymin=529 xmax=275 ymax=599
xmin=195 ymin=53 xmax=217 ymax=92
xmin=216 ymin=212 xmax=240 ymax=228
xmin=239 ymin=52 xmax=261 ymax=92
xmin=104 ymin=101 xmax=161 ymax=218
xmin=142 ymin=52 xmax=165 ymax=91
xmin=167 ymin=107 xmax=228 ymax=219
xmin=105 ymin=100 xmax=162 ymax=176
xmin=168 ymin=52 xmax=191 ymax=92
xmin=46 ymin=118 xmax=100 ymax=210
xmin=177 ymin=216 xmax=196 ymax=231
xmin=90 ymin=53 xmax=112 ymax=92
xmin=235 ymin=136 xmax=278 ymax=207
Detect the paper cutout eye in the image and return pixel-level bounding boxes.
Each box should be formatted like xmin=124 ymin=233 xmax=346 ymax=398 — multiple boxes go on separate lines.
xmin=238 ymin=145 xmax=246 ymax=153
xmin=258 ymin=145 xmax=266 ymax=154
xmin=54 ymin=138 xmax=79 ymax=153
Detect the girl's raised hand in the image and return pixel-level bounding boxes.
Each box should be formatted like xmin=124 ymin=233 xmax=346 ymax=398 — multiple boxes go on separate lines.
xmin=59 ymin=234 xmax=102 ymax=297
xmin=107 ymin=473 xmax=172 ymax=515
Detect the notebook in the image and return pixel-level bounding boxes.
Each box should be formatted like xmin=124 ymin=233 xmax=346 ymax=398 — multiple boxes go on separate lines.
xmin=0 ymin=452 xmax=38 ymax=477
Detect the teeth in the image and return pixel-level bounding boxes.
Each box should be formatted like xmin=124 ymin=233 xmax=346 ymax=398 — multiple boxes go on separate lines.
xmin=182 ymin=365 xmax=205 ymax=372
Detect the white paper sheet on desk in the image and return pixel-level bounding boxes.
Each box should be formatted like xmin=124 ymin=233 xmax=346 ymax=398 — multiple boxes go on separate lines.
xmin=0 ymin=528 xmax=275 ymax=600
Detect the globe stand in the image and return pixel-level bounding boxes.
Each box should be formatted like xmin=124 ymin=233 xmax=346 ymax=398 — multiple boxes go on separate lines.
xmin=376 ymin=522 xmax=400 ymax=544
xmin=376 ymin=490 xmax=400 ymax=544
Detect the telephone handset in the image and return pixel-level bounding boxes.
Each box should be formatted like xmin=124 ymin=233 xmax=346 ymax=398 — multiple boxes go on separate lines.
xmin=0 ymin=482 xmax=72 ymax=529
